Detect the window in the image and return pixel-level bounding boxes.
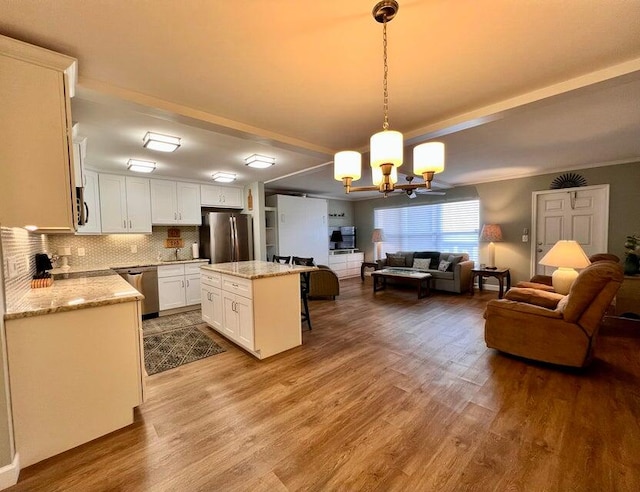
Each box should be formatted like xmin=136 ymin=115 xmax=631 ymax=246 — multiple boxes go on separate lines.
xmin=374 ymin=200 xmax=480 ymax=263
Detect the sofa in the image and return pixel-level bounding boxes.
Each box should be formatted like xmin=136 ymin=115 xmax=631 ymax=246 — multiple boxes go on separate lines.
xmin=375 ymin=251 xmax=474 ymax=294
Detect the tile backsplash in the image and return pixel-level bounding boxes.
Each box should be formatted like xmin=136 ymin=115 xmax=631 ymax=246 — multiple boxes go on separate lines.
xmin=47 ymin=227 xmax=199 ymax=269
xmin=1 ymin=227 xmax=49 ymax=308
xmin=1 ymin=226 xmax=199 ymax=308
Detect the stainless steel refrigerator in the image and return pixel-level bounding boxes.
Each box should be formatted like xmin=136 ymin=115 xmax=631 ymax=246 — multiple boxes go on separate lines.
xmin=199 ymin=212 xmax=253 ymax=263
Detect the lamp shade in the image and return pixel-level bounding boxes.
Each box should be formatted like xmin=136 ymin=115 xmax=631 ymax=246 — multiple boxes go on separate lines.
xmin=370 ymin=130 xmax=403 ymax=168
xmin=334 ymin=151 xmax=362 ymax=181
xmin=330 ymin=230 xmax=344 ymax=242
xmin=371 ymin=228 xmax=384 ymax=243
xmin=539 ymin=240 xmax=591 ymax=269
xmin=479 ymin=224 xmax=503 ymax=242
xmin=413 ymin=142 xmax=445 ymax=174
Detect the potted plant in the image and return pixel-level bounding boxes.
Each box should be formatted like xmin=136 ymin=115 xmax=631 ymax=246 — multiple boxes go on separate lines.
xmin=623 ymin=234 xmax=640 ymax=275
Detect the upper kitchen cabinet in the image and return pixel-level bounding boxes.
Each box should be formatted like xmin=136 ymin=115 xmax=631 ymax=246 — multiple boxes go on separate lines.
xmin=0 ymin=35 xmax=79 ymax=231
xmin=150 ymin=180 xmax=201 ymax=225
xmin=99 ymin=174 xmax=152 ymax=234
xmin=201 ymin=185 xmax=243 ymax=209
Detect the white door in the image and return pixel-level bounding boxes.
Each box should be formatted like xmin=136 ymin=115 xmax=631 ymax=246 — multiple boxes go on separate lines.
xmin=532 ymin=185 xmax=609 ymax=275
xmin=177 ymin=182 xmax=202 ymax=224
xmin=150 ymin=179 xmax=178 ymax=224
xmin=222 ymin=292 xmax=238 ymax=339
xmin=219 ymin=186 xmax=243 ymax=208
xmin=185 ymin=273 xmax=201 ymax=305
xmin=277 ymin=195 xmax=328 ymax=265
xmin=158 ymin=276 xmax=186 ymax=311
xmin=98 ymin=174 xmax=128 ymax=233
xmin=235 ymin=294 xmax=254 ymax=350
xmin=201 ymin=285 xmax=213 ymax=325
xmin=210 ymin=288 xmax=223 ymax=331
xmin=125 ymin=177 xmax=152 ymax=233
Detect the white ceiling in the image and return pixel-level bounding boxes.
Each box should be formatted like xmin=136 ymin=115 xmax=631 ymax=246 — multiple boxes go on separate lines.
xmin=1 ymin=0 xmax=640 ymax=200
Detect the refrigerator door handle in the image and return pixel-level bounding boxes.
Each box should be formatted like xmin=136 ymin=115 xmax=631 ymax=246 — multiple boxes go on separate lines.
xmin=232 ymin=216 xmax=239 ymax=261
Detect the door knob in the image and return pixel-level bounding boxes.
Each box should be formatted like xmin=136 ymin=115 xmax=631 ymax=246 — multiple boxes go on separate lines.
xmin=537 ymin=249 xmax=543 ymax=253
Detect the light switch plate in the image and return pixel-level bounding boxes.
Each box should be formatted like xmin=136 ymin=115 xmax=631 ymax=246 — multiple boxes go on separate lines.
xmin=130 ymin=245 xmax=138 ymax=253
xmin=77 ymin=247 xmax=85 ymax=257
xmin=7 ymin=257 xmax=19 ymax=279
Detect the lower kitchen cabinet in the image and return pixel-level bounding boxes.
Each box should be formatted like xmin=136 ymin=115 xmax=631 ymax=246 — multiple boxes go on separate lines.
xmin=201 ymin=271 xmax=222 ymax=331
xmin=4 ymin=301 xmax=144 ymax=468
xmin=158 ymin=263 xmax=202 ymax=311
xmin=200 ymin=268 xmax=302 ymax=359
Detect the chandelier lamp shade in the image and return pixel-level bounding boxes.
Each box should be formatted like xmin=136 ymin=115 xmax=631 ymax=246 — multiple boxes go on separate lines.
xmin=333 ymin=0 xmax=445 ymax=197
xmin=142 ymin=132 xmax=181 ymax=152
xmin=539 ymin=240 xmax=591 ymax=294
xmin=479 ymin=224 xmax=503 ymax=269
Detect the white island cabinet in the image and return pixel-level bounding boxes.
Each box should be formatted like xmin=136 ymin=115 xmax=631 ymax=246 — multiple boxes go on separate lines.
xmin=201 ymin=261 xmax=316 ymax=359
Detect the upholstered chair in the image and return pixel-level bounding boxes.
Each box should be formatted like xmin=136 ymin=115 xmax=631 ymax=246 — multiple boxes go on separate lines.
xmin=484 ymin=260 xmax=624 ymax=367
xmin=308 ymin=265 xmax=340 ymax=300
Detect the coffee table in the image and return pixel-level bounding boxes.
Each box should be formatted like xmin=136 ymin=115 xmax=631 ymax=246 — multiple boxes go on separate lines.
xmin=371 ymin=268 xmax=432 ymax=299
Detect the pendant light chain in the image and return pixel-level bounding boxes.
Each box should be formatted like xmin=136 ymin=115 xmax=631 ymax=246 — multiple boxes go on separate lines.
xmin=382 ymin=14 xmax=389 ymax=131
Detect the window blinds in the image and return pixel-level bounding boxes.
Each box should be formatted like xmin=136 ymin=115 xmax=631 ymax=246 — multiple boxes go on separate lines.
xmin=374 ymin=200 xmax=480 ymax=263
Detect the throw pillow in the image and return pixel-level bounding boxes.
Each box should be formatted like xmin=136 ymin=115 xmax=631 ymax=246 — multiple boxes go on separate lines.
xmin=438 ymin=260 xmax=451 ymax=272
xmin=446 ymin=255 xmax=463 ymax=272
xmin=413 ymin=258 xmax=431 ymax=270
xmin=387 ymin=253 xmax=406 ymax=267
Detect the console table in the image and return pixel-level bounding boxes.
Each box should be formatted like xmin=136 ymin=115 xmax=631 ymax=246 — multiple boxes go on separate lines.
xmin=470 ymin=267 xmax=511 ymax=298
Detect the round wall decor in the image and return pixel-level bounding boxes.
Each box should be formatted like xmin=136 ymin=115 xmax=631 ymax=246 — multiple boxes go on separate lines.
xmin=550 ymin=172 xmax=587 ymax=189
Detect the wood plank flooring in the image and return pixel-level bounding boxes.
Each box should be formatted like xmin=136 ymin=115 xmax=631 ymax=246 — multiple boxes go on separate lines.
xmin=9 ymin=278 xmax=640 ymax=491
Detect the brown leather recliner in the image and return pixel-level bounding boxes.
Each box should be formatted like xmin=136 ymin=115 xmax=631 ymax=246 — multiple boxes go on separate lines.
xmin=484 ymin=260 xmax=624 ymax=367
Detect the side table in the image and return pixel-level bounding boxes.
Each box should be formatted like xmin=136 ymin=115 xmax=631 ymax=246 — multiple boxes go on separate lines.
xmin=470 ymin=267 xmax=511 ymax=298
xmin=361 ymin=261 xmax=379 ymax=281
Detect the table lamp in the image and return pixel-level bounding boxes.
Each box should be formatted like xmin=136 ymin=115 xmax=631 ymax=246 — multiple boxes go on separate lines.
xmin=371 ymin=228 xmax=384 ymax=262
xmin=539 ymin=240 xmax=591 ymax=294
xmin=479 ymin=224 xmax=503 ymax=269
xmin=330 ymin=230 xmax=344 ymax=248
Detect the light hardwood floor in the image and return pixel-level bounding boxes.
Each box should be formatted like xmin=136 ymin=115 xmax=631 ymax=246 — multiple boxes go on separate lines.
xmin=9 ymin=278 xmax=640 ymax=491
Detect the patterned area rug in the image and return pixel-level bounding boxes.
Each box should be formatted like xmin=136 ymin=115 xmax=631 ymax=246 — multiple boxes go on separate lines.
xmin=143 ymin=326 xmax=225 ymax=375
xmin=142 ymin=309 xmax=204 ymax=336
xmin=142 ymin=311 xmax=224 ymax=375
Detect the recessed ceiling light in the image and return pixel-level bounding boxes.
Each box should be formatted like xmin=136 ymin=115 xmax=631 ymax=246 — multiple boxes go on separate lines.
xmin=143 ymin=132 xmax=181 ymax=152
xmin=245 ymin=154 xmax=275 ymax=169
xmin=127 ymin=159 xmax=156 ymax=173
xmin=212 ymin=172 xmax=237 ymax=183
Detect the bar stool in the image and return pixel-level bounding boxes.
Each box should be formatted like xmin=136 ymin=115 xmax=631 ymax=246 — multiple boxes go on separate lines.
xmin=292 ymin=256 xmax=314 ymax=330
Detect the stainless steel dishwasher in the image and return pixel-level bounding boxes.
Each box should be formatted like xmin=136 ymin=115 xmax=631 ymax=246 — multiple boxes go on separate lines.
xmin=114 ymin=265 xmax=159 ymax=319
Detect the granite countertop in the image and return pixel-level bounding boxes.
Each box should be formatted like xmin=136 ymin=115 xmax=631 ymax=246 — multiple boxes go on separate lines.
xmin=202 ymin=260 xmax=317 ymax=280
xmin=49 ymin=259 xmax=209 ymax=276
xmin=4 ymin=274 xmax=144 ymax=321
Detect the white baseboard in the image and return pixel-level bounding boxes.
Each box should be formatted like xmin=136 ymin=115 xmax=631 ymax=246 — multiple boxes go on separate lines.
xmin=0 ymin=453 xmax=19 ymax=490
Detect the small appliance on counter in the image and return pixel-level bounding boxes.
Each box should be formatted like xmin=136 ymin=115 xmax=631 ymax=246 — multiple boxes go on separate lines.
xmin=32 ymin=253 xmax=53 ymax=288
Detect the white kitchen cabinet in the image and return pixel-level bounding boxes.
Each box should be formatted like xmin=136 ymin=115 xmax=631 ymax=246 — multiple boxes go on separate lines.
xmin=201 ymin=271 xmax=223 ymax=330
xmin=99 ymin=174 xmax=152 ymax=234
xmin=158 ymin=263 xmax=202 ymax=311
xmin=201 ymin=184 xmax=243 ymax=208
xmin=200 ymin=267 xmax=303 ymax=359
xmin=329 ymin=251 xmax=364 ymax=279
xmin=76 ymin=169 xmax=102 ymax=234
xmin=266 ymin=194 xmax=329 ymax=266
xmin=150 ymin=179 xmax=201 ymax=225
xmin=5 ymin=301 xmax=144 ymax=468
xmin=0 ymin=35 xmax=79 ymax=231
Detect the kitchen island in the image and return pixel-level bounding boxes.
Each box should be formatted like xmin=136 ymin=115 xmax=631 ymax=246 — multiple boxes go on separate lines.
xmin=201 ymin=260 xmax=316 ymax=359
xmin=4 ymin=272 xmax=145 ymax=468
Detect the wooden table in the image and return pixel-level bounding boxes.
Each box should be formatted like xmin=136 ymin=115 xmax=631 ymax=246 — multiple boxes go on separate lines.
xmin=371 ymin=269 xmax=432 ymax=299
xmin=470 ymin=267 xmax=511 ymax=298
xmin=361 ymin=261 xmax=379 ymax=281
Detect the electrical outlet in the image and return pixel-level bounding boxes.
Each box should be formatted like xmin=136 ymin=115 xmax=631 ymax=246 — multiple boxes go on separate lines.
xmin=7 ymin=257 xmax=19 ymax=279
xmin=77 ymin=247 xmax=85 ymax=257
xmin=130 ymin=245 xmax=138 ymax=253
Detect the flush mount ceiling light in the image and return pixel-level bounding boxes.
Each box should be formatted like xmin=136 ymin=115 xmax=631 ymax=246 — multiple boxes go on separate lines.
xmin=212 ymin=172 xmax=237 ymax=183
xmin=127 ymin=159 xmax=156 ymax=173
xmin=334 ymin=0 xmax=445 ymax=197
xmin=143 ymin=132 xmax=181 ymax=152
xmin=245 ymin=154 xmax=275 ymax=169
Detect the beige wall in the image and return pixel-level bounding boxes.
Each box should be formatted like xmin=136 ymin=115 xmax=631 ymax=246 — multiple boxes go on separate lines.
xmin=327 ymin=199 xmax=356 ymax=228
xmin=354 ymin=162 xmax=640 ymax=284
